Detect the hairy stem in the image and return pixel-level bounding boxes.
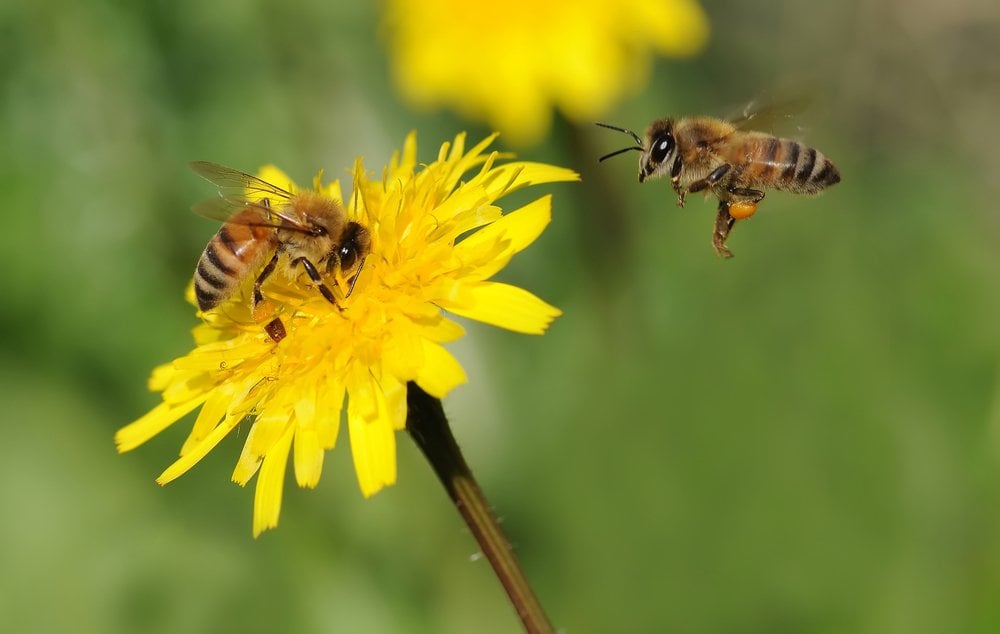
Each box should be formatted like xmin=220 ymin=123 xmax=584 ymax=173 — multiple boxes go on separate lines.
xmin=406 ymin=382 xmax=554 ymax=634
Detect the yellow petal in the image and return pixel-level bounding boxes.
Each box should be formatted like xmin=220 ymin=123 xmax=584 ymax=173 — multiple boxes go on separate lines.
xmin=397 ymin=130 xmax=418 ymax=173
xmin=314 ymin=376 xmax=345 ymax=449
xmin=640 ymin=0 xmax=710 ymax=56
xmin=346 ymin=369 xmax=378 ymax=421
xmin=428 ymin=199 xmax=501 ymax=238
xmin=292 ymin=375 xmax=318 ymax=427
xmin=481 ymin=162 xmax=579 ymax=199
xmin=252 ymin=423 xmax=295 ymax=537
xmin=440 ymin=133 xmax=499 ymax=192
xmin=116 ymin=396 xmax=208 ymax=452
xmin=293 ymin=425 xmax=324 ymax=488
xmin=440 ymin=282 xmax=561 ymax=335
xmin=455 ymin=195 xmax=552 ymax=279
xmin=180 ymin=385 xmax=233 ymax=455
xmin=160 ymin=371 xmax=218 ymax=404
xmin=315 ymin=169 xmax=344 ymax=205
xmin=461 ymin=195 xmax=551 ymax=255
xmin=247 ymin=408 xmax=293 ymax=458
xmin=157 ymin=413 xmax=240 ymax=485
xmin=148 ymin=362 xmax=178 ymax=391
xmin=171 ymin=340 xmax=265 ymax=373
xmin=416 ymin=315 xmax=465 ymax=344
xmin=380 ymin=373 xmax=408 ymax=431
xmin=382 ymin=330 xmax=426 ymax=381
xmin=414 ymin=340 xmax=467 ymax=398
xmin=347 ymin=378 xmax=397 ymax=497
xmin=232 ymin=424 xmax=263 ymax=486
xmin=232 ymin=400 xmax=294 ymax=486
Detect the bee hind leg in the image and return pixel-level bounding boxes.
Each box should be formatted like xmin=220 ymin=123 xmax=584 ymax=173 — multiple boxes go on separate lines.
xmin=252 ymin=251 xmax=281 ymax=321
xmin=706 ymin=179 xmax=764 ymax=258
xmin=725 ymin=187 xmax=765 ymax=221
xmin=712 ymin=201 xmax=736 ymax=259
xmin=727 ymin=186 xmax=765 ymax=203
xmin=293 ymin=256 xmax=342 ymax=309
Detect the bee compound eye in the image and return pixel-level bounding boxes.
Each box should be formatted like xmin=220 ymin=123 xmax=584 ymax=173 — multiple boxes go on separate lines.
xmin=650 ymin=133 xmax=675 ymax=165
xmin=339 ymin=245 xmax=356 ymax=268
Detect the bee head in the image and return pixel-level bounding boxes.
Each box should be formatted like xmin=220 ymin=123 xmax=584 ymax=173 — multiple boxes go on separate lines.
xmin=638 ymin=119 xmax=677 ymax=183
xmin=326 ymin=222 xmax=372 ymax=275
xmin=596 ymin=120 xmax=677 ymax=183
xmin=329 ymin=222 xmax=372 ymax=299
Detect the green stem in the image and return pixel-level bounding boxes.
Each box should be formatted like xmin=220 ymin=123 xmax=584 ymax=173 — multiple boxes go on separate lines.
xmin=406 ymin=382 xmax=554 ymax=634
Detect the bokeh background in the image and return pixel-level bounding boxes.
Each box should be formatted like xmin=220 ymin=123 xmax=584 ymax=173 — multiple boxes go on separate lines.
xmin=4 ymin=1 xmax=1000 ymax=632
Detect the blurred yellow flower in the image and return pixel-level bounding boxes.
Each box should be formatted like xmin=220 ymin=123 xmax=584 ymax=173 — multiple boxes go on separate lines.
xmin=117 ymin=132 xmax=579 ymax=536
xmin=383 ymin=0 xmax=710 ymax=145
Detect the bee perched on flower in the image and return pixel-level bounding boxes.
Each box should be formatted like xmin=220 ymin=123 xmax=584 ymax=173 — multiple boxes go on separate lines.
xmin=117 ymin=133 xmax=579 ymax=536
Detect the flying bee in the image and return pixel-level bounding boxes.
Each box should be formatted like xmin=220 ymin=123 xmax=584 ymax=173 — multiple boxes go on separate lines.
xmin=597 ymin=109 xmax=841 ymax=258
xmin=189 ymin=161 xmax=371 ymax=336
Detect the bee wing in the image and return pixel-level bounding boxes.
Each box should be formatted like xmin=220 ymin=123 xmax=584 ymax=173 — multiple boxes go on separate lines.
xmin=189 ymin=161 xmax=296 ymax=200
xmin=727 ymin=95 xmax=812 ymax=133
xmin=190 ymin=196 xmax=276 ymax=223
xmin=188 ymin=161 xmax=309 ymax=230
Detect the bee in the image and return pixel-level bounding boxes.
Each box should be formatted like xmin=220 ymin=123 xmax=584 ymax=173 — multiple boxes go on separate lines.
xmin=189 ymin=161 xmax=371 ymax=337
xmin=597 ymin=109 xmax=840 ymax=258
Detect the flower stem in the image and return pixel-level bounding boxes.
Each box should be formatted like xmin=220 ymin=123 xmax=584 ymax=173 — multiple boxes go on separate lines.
xmin=406 ymin=382 xmax=554 ymax=634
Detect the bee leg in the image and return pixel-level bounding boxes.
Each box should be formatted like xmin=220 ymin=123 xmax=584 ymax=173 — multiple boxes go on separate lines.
xmin=671 ymin=177 xmax=686 ymax=207
xmin=712 ymin=201 xmax=736 ymax=259
xmin=259 ymin=197 xmax=274 ymax=222
xmin=292 ymin=256 xmax=341 ymax=309
xmin=253 ymin=251 xmax=281 ymax=309
xmin=727 ymin=187 xmax=765 ymax=203
xmin=687 ymin=164 xmax=733 ymax=196
xmin=345 ymin=256 xmax=367 ymax=299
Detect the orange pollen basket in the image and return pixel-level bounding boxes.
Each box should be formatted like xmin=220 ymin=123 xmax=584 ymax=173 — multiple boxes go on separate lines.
xmin=729 ymin=200 xmax=758 ymax=220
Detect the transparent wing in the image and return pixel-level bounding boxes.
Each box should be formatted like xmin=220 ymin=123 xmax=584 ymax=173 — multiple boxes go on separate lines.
xmin=189 ymin=161 xmax=296 ymax=200
xmin=726 ymin=95 xmax=812 ymax=133
xmin=188 ymin=161 xmax=306 ymax=229
xmin=190 ymin=196 xmax=279 ymax=225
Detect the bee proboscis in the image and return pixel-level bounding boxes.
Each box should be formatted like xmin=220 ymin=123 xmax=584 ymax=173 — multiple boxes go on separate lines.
xmin=189 ymin=161 xmax=372 ymax=339
xmin=597 ymin=109 xmax=841 ymax=258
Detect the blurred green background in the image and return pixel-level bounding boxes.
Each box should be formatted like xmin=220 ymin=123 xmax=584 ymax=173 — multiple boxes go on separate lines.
xmin=3 ymin=1 xmax=1000 ymax=632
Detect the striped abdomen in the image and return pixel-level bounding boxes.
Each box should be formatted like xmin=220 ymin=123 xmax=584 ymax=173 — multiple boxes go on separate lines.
xmin=731 ymin=135 xmax=841 ymax=195
xmin=194 ymin=209 xmax=276 ymax=311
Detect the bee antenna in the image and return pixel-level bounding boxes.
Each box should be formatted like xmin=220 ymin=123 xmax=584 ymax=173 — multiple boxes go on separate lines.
xmin=595 ymin=122 xmax=643 ymax=146
xmin=598 ymin=146 xmax=645 ymax=162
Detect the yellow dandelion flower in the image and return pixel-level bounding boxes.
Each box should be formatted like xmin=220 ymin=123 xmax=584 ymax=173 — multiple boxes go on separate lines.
xmin=117 ymin=132 xmax=579 ymax=536
xmin=382 ymin=0 xmax=710 ymax=146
